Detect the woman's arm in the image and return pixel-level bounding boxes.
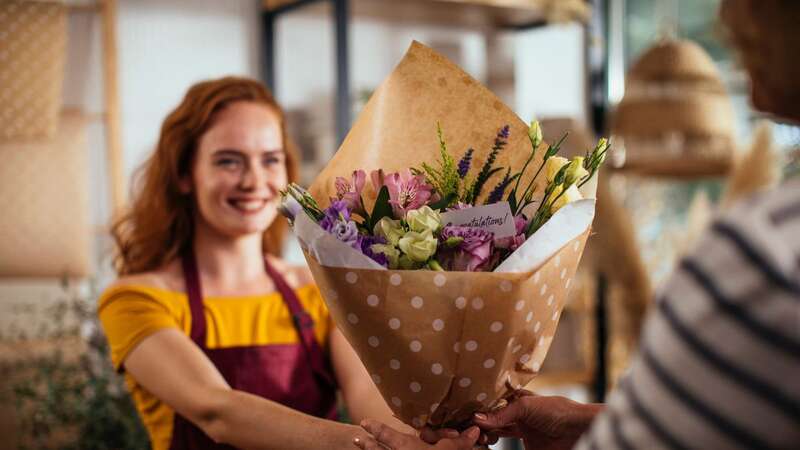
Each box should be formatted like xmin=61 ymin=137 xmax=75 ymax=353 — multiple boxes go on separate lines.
xmin=329 ymin=326 xmax=415 ymax=434
xmin=124 ymin=328 xmax=365 ymax=450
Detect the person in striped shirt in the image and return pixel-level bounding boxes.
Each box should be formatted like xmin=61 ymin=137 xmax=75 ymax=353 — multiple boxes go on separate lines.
xmin=353 ymin=1 xmax=800 ymax=449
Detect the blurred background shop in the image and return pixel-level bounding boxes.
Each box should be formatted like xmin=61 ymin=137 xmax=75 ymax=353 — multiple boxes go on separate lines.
xmin=0 ymin=0 xmax=797 ymax=448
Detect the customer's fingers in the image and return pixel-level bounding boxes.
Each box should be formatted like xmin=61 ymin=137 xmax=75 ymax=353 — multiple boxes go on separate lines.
xmin=473 ymin=399 xmax=530 ymax=432
xmin=435 ymin=427 xmax=480 ymax=450
xmin=420 ymin=427 xmax=459 ymax=444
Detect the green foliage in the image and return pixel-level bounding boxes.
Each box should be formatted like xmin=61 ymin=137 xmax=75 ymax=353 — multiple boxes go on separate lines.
xmin=1 ymin=281 xmax=149 ymax=450
xmin=511 ymin=131 xmax=570 ymax=216
xmin=419 ymin=123 xmax=461 ymax=208
xmin=367 ymin=186 xmax=393 ymax=230
xmin=429 ymin=192 xmax=457 ymax=211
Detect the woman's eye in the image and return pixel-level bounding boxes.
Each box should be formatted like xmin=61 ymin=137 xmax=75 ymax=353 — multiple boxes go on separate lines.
xmin=263 ymin=155 xmax=284 ymax=166
xmin=215 ymin=157 xmax=242 ymax=169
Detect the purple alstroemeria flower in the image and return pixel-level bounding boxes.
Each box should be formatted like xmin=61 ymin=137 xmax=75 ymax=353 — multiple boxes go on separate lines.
xmin=332 ymin=169 xmax=366 ymax=216
xmin=438 ymin=225 xmax=495 ymax=272
xmin=377 ymin=169 xmax=434 ymax=218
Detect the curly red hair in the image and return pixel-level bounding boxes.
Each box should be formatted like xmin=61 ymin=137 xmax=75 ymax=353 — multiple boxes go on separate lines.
xmin=112 ymin=77 xmax=299 ymax=275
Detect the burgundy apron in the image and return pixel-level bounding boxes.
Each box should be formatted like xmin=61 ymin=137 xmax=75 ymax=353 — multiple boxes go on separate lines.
xmin=169 ymin=250 xmax=338 ymax=450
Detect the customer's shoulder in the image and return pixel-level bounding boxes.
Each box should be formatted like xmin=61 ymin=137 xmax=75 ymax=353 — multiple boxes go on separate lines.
xmin=724 ymin=179 xmax=800 ymax=226
xmin=699 ymin=180 xmax=800 ymax=294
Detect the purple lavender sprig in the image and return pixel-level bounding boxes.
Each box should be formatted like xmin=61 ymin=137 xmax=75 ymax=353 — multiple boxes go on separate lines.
xmin=465 ymin=125 xmax=510 ymax=204
xmin=457 ymin=148 xmax=474 ymax=178
xmin=486 ymin=168 xmax=518 ymax=204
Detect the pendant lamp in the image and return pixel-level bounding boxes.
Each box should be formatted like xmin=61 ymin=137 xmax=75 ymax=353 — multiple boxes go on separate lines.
xmin=611 ymin=38 xmax=736 ymax=177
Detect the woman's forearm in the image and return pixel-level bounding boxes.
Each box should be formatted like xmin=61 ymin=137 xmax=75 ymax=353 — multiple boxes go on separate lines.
xmin=343 ymin=381 xmax=414 ymax=434
xmin=201 ymin=388 xmax=360 ymax=450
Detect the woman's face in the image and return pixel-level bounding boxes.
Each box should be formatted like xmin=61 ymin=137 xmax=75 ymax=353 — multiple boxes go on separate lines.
xmin=188 ymin=101 xmax=288 ymax=239
xmin=721 ymin=0 xmax=800 ymax=122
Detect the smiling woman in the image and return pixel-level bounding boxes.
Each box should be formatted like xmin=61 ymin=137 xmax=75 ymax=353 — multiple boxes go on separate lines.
xmin=112 ymin=78 xmax=298 ymax=274
xmin=184 ymin=102 xmax=289 ymax=239
xmin=99 ymin=77 xmax=409 ymax=450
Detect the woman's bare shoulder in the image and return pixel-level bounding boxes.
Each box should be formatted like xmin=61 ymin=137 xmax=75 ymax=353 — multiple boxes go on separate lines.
xmin=266 ymin=256 xmax=314 ymax=289
xmin=106 ymin=260 xmax=185 ymax=293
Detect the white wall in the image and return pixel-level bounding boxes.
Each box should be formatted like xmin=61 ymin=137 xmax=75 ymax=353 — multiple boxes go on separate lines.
xmin=515 ymin=23 xmax=586 ymax=124
xmin=117 ymin=0 xmax=262 ymax=180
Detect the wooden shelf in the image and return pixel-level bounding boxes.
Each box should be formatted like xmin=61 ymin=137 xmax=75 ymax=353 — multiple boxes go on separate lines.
xmin=263 ymin=0 xmax=563 ymax=30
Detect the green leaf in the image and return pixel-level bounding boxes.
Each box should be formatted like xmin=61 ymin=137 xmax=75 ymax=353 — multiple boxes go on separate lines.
xmin=429 ymin=192 xmax=457 ymax=211
xmin=368 ymin=186 xmax=393 ymax=229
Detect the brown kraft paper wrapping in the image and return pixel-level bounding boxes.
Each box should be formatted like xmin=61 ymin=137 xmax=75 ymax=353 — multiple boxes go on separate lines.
xmin=310 ymin=41 xmax=541 ymax=210
xmin=305 ymin=231 xmax=587 ymax=428
xmin=300 ymin=41 xmax=595 ymax=428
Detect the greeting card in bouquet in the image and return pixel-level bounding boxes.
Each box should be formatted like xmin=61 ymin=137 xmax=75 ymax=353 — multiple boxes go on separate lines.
xmin=282 ymin=41 xmax=607 ymax=429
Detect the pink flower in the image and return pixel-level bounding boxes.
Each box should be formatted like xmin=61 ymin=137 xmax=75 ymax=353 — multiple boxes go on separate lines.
xmin=495 ymin=215 xmax=529 ymax=251
xmin=447 ymin=202 xmax=472 ymax=211
xmin=332 ymin=170 xmax=366 ymax=215
xmin=438 ymin=225 xmax=495 ymax=272
xmin=373 ymin=169 xmax=433 ymax=218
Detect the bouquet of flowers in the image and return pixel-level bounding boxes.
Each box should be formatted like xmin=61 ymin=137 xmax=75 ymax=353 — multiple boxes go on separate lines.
xmin=280 ymin=42 xmax=605 ymax=429
xmin=282 ymin=121 xmax=606 ymax=273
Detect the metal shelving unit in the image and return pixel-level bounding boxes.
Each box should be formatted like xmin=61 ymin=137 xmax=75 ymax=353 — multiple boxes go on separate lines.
xmin=261 ymin=0 xmax=572 ymax=144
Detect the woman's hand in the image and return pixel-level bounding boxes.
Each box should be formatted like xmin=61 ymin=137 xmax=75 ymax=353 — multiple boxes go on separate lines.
xmin=353 ymin=419 xmax=480 ymax=450
xmin=472 ymin=392 xmax=603 ymax=450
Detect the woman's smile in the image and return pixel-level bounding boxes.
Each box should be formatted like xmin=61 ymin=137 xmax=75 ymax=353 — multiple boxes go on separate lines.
xmin=227 ymin=196 xmax=272 ymax=214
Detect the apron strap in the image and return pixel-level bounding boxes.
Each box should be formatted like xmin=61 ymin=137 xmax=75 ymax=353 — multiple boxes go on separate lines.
xmin=181 ymin=249 xmax=207 ymax=347
xmin=263 ymin=257 xmax=337 ymax=389
xmin=180 ymin=249 xmax=335 ymax=389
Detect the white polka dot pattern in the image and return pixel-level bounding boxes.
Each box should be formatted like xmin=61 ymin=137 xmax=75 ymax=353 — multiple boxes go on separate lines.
xmin=301 ymin=232 xmax=590 ymax=426
xmin=367 ymin=294 xmax=380 ymax=307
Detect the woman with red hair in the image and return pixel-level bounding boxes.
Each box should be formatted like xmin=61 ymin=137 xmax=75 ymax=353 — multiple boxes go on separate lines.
xmin=99 ymin=77 xmax=405 ymax=449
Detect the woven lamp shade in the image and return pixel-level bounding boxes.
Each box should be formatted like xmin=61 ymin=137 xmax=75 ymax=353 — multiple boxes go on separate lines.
xmin=612 ymin=39 xmax=736 ymax=177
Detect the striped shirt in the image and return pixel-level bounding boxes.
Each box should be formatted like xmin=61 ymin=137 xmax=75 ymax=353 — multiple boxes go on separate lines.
xmin=576 ymin=180 xmax=800 ymax=450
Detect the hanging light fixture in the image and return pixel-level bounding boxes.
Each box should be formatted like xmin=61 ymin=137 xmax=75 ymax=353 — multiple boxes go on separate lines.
xmin=610 ymin=13 xmax=737 ymax=178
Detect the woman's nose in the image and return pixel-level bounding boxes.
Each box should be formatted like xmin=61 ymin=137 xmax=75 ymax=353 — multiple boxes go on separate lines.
xmin=240 ymin=164 xmax=268 ymax=190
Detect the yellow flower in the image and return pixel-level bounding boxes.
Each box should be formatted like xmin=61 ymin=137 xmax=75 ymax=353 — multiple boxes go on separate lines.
xmin=398 ymin=229 xmax=438 ymax=263
xmin=564 ymin=157 xmax=589 ymax=186
xmin=406 ymin=205 xmax=442 ymax=233
xmin=373 ymin=217 xmax=405 ymax=247
xmin=529 ymin=120 xmax=543 ymax=149
xmin=544 ymin=156 xmax=569 ymax=183
xmin=549 ymin=184 xmax=584 ymax=212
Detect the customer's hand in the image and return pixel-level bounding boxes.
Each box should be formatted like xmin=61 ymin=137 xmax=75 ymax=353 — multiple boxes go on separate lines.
xmin=353 ymin=419 xmax=480 ymax=450
xmin=472 ymin=392 xmax=603 ymax=450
